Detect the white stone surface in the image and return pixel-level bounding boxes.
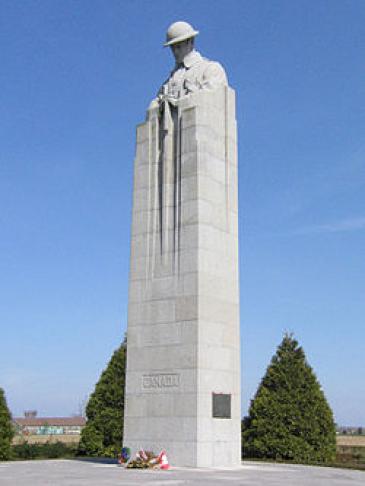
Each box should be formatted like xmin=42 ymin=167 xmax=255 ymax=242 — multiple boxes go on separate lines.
xmin=3 ymin=459 xmax=365 ymax=486
xmin=124 ymin=85 xmax=240 ymax=467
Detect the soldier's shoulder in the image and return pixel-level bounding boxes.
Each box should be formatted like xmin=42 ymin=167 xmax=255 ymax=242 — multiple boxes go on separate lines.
xmin=201 ymin=58 xmax=227 ymax=80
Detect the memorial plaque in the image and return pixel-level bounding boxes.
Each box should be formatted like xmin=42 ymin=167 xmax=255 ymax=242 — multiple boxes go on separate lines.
xmin=212 ymin=393 xmax=231 ymax=419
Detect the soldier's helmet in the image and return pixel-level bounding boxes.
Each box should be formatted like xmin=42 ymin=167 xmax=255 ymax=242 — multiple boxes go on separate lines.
xmin=164 ymin=21 xmax=199 ymax=47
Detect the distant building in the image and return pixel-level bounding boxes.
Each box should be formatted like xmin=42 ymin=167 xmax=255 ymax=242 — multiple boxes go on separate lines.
xmin=13 ymin=411 xmax=86 ymax=441
xmin=24 ymin=410 xmax=37 ymax=418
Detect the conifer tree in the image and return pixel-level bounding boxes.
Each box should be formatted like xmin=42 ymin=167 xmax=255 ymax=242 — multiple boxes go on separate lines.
xmin=0 ymin=388 xmax=14 ymax=460
xmin=242 ymin=334 xmax=336 ymax=463
xmin=78 ymin=339 xmax=126 ymax=456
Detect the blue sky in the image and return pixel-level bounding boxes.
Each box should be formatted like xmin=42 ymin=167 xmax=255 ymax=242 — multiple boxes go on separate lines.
xmin=1 ymin=0 xmax=364 ymax=425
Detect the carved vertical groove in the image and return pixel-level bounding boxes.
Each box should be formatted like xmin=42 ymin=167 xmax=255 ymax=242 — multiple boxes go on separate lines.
xmin=224 ymin=86 xmax=230 ymax=231
xmin=154 ymin=101 xmax=182 ymax=276
xmin=151 ymin=115 xmax=159 ymax=279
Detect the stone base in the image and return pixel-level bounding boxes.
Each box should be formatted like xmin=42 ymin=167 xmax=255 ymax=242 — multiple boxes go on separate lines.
xmin=124 ymin=86 xmax=240 ymax=468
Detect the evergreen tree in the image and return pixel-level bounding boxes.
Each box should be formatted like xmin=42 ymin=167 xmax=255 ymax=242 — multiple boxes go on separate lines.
xmin=0 ymin=388 xmax=14 ymax=460
xmin=242 ymin=334 xmax=336 ymax=463
xmin=78 ymin=339 xmax=127 ymax=456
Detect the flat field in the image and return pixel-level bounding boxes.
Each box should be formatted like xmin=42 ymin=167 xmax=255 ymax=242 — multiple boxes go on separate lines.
xmin=337 ymin=435 xmax=365 ymax=447
xmin=12 ymin=434 xmax=80 ymax=445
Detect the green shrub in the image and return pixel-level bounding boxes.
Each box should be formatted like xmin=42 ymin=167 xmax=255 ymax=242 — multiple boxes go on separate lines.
xmin=242 ymin=334 xmax=336 ymax=463
xmin=102 ymin=445 xmax=120 ymax=458
xmin=78 ymin=339 xmax=127 ymax=457
xmin=12 ymin=441 xmax=77 ymax=460
xmin=78 ymin=425 xmax=104 ymax=456
xmin=12 ymin=442 xmax=37 ymax=460
xmin=336 ymin=446 xmax=365 ymax=463
xmin=0 ymin=388 xmax=14 ymax=460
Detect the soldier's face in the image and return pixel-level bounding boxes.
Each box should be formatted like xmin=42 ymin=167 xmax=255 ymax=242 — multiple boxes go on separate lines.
xmin=171 ymin=39 xmax=193 ymax=64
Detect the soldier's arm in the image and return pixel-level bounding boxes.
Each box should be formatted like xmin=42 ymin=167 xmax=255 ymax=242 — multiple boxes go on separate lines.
xmin=201 ymin=62 xmax=228 ymax=89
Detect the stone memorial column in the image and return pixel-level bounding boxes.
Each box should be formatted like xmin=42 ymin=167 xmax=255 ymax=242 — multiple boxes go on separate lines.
xmin=123 ymin=22 xmax=241 ymax=468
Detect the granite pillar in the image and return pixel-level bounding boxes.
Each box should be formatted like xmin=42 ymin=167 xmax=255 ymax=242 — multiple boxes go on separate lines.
xmin=123 ymin=85 xmax=240 ymax=467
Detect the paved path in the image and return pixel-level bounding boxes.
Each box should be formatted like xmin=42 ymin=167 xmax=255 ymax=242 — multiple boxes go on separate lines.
xmin=0 ymin=459 xmax=364 ymax=485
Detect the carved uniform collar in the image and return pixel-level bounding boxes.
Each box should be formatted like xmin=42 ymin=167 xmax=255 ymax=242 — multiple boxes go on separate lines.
xmin=176 ymin=50 xmax=203 ymax=69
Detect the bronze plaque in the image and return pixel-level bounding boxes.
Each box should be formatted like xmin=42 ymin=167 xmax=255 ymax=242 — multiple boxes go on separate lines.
xmin=212 ymin=393 xmax=231 ymax=419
